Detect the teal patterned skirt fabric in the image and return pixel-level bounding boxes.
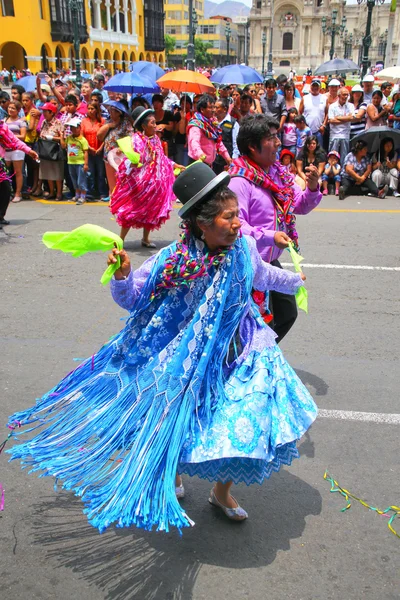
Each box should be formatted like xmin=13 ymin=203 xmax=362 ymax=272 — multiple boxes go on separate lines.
xmin=178 ymin=345 xmax=317 ymax=484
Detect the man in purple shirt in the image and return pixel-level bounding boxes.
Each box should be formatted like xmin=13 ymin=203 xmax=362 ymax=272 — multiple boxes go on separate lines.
xmin=229 ymin=114 xmax=322 ymax=341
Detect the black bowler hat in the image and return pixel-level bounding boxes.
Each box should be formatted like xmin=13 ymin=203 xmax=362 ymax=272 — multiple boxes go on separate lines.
xmin=174 ymin=162 xmax=230 ymax=218
xmin=131 ymin=106 xmax=154 ymax=129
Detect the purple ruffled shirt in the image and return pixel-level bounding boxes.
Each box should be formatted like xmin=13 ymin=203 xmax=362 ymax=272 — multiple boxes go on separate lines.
xmin=229 ymin=163 xmax=322 ymax=263
xmin=111 ymin=236 xmax=303 ymax=352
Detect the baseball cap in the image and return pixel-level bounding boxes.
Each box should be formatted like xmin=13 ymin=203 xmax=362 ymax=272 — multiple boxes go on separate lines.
xmin=362 ymin=74 xmax=375 ymax=82
xmin=41 ymin=102 xmax=57 ymax=113
xmin=328 ymin=150 xmax=340 ymax=160
xmin=68 ymin=117 xmax=81 ymax=128
xmin=351 ymin=84 xmax=363 ymax=92
xmin=311 ymin=79 xmax=321 ymax=86
xmin=40 ymin=84 xmax=51 ymax=93
xmin=328 ymin=78 xmax=340 ymax=86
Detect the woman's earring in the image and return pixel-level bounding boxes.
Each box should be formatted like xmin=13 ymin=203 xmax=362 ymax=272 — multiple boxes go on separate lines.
xmin=201 ymin=232 xmax=205 ymax=241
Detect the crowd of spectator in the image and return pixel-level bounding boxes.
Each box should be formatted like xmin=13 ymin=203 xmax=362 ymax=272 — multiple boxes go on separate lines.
xmin=1 ymin=66 xmax=400 ymax=229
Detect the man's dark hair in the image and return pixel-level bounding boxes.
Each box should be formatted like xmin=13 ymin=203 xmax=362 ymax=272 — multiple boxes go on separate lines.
xmin=216 ymin=97 xmax=229 ymax=110
xmin=65 ymin=94 xmax=78 ymax=106
xmin=152 ymin=93 xmax=163 ymax=105
xmin=196 ymin=94 xmax=215 ymax=111
xmin=83 ymin=79 xmax=95 ymax=89
xmin=180 ymin=94 xmax=193 ymax=107
xmin=0 ymin=91 xmax=11 ymax=101
xmin=91 ymin=90 xmax=103 ymax=100
xmin=294 ymin=115 xmax=306 ymax=125
xmin=241 ymin=93 xmax=252 ymax=104
xmin=237 ymin=114 xmax=279 ymax=155
xmin=94 ymin=74 xmax=105 ymax=83
xmin=11 ymin=84 xmax=25 ymax=98
xmin=381 ymin=81 xmax=392 ymax=91
xmin=276 ymin=74 xmax=287 ymax=86
xmin=264 ymin=78 xmax=277 ymax=88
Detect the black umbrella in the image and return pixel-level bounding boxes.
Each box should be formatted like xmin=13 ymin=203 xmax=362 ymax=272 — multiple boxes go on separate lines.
xmin=314 ymin=58 xmax=360 ymax=76
xmin=351 ymin=126 xmax=400 ymax=154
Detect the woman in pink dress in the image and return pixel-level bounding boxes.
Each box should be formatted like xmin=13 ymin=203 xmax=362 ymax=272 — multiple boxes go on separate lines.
xmin=110 ymin=106 xmax=185 ymax=247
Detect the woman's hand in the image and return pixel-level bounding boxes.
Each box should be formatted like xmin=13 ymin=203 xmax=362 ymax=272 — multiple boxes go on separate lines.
xmin=28 ymin=149 xmax=39 ymax=161
xmin=107 ymin=247 xmax=131 ymax=280
xmin=274 ymin=231 xmax=292 ymax=249
xmin=305 ymin=164 xmax=319 ymax=191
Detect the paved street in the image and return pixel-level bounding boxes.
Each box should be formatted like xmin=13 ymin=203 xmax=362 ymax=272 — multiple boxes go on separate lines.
xmin=1 ymin=194 xmax=399 ymax=600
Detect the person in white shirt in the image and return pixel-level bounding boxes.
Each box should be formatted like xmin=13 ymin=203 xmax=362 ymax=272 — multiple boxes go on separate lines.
xmin=380 ymin=81 xmax=393 ymax=108
xmin=362 ymin=74 xmax=375 ymax=105
xmin=161 ymin=87 xmax=179 ymax=111
xmin=299 ymin=79 xmax=327 ymax=147
xmin=328 ymin=88 xmax=355 ymax=164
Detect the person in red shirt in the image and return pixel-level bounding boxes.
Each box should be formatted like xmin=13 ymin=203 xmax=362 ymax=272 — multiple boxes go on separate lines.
xmin=81 ymin=102 xmax=108 ymax=200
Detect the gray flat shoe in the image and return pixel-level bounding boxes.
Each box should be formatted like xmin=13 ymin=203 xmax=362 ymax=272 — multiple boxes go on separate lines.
xmin=175 ymin=484 xmax=185 ymax=499
xmin=141 ymin=240 xmax=157 ymax=248
xmin=208 ymin=488 xmax=248 ymax=521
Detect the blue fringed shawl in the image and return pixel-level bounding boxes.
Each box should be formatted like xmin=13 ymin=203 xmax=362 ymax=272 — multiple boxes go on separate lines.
xmin=8 ymin=237 xmax=253 ymax=533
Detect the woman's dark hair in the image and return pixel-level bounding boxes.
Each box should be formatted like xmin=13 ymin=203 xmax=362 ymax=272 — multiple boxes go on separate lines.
xmin=243 ymin=84 xmax=255 ymax=93
xmin=350 ymin=90 xmax=364 ymax=106
xmin=351 ymin=139 xmax=368 ymax=153
xmin=196 ymin=94 xmax=215 ymax=112
xmin=22 ymin=91 xmax=35 ymax=101
xmin=87 ymin=101 xmax=102 ymax=122
xmin=65 ymin=93 xmax=78 ymax=106
xmin=303 ymin=135 xmax=319 ymax=154
xmin=152 ymin=93 xmax=163 ymax=105
xmin=284 ymin=82 xmax=295 ymax=95
xmin=232 ymin=87 xmax=243 ymax=97
xmin=380 ymin=137 xmax=395 ymax=160
xmin=185 ymin=186 xmax=237 ymax=239
xmin=237 ymin=114 xmax=279 ymax=155
xmin=131 ymin=96 xmax=150 ymax=109
xmin=286 ymin=107 xmax=298 ymax=121
xmin=372 ymin=90 xmax=383 ymax=99
xmin=180 ymin=94 xmax=193 ymax=108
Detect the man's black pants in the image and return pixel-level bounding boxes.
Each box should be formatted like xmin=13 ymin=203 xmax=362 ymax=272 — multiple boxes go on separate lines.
xmin=269 ymin=259 xmax=298 ymax=343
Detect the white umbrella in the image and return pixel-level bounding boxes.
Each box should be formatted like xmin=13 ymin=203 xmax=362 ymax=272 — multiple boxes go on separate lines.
xmin=375 ymin=66 xmax=400 ymax=81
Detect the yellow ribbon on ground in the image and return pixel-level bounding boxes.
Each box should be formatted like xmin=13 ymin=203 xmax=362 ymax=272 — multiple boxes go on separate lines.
xmin=324 ymin=472 xmax=400 ymax=539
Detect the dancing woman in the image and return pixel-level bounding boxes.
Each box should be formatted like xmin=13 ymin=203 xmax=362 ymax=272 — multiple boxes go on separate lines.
xmin=8 ymin=163 xmax=317 ymax=532
xmin=110 ymin=106 xmax=185 ymax=248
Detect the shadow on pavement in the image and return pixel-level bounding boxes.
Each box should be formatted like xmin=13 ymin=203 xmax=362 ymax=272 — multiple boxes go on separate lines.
xmin=294 ymin=368 xmax=329 ymax=397
xmin=30 ymin=470 xmax=322 ymax=600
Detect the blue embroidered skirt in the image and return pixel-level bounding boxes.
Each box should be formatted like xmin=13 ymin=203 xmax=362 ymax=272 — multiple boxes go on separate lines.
xmin=178 ymin=345 xmax=317 ymax=485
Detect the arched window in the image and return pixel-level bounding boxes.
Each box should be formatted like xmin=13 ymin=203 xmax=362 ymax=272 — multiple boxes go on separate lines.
xmin=282 ymin=32 xmax=293 ymax=50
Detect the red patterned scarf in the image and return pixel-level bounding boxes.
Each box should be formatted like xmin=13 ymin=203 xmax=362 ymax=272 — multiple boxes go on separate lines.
xmin=187 ymin=111 xmax=222 ymax=143
xmin=229 ymin=155 xmax=299 ymax=251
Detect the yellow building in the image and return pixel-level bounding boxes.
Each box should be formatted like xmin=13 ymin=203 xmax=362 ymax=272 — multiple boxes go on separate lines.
xmin=165 ymin=1 xmax=238 ymax=67
xmin=0 ymin=0 xmax=165 ymax=74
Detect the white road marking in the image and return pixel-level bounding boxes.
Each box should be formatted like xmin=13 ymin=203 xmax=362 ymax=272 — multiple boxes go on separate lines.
xmin=281 ymin=263 xmax=400 ymax=271
xmin=318 ymin=408 xmax=400 ymax=425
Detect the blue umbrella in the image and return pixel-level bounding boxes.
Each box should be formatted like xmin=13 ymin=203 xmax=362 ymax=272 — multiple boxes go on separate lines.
xmin=129 ymin=60 xmax=165 ymax=82
xmin=104 ymin=72 xmax=160 ymax=94
xmin=17 ymin=75 xmax=37 ymax=92
xmin=211 ymin=65 xmax=263 ymax=86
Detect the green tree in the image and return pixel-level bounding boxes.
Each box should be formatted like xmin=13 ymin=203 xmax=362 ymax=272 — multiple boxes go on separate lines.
xmin=164 ymin=35 xmax=176 ymax=63
xmin=194 ymin=38 xmax=213 ymax=66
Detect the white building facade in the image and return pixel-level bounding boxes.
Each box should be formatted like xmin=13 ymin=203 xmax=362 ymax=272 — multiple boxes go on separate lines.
xmin=249 ymin=0 xmax=400 ymax=75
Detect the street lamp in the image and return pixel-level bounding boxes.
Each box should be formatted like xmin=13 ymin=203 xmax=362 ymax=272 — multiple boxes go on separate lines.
xmin=68 ymin=0 xmax=82 ymax=87
xmin=262 ymin=31 xmax=267 ymax=77
xmin=321 ymin=9 xmax=347 ymax=61
xmin=225 ymin=23 xmax=231 ymax=66
xmin=356 ymin=0 xmax=385 ymax=78
xmin=266 ymin=0 xmax=274 ymax=77
xmin=244 ymin=19 xmax=250 ymax=65
xmin=186 ymin=0 xmax=195 ymax=71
